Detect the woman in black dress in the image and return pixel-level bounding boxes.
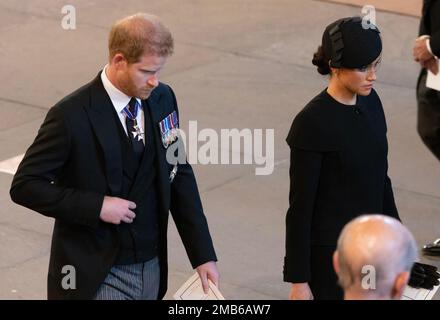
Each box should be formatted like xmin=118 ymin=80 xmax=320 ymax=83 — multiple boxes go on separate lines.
xmin=283 ymin=17 xmax=400 ymax=300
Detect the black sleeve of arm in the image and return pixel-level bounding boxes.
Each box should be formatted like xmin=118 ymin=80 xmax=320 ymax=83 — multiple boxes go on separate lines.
xmin=429 ymin=31 xmax=440 ymax=57
xmin=427 ymin=0 xmax=440 ymax=56
xmin=284 ymin=147 xmax=323 ymax=283
xmin=170 ymin=163 xmax=217 ymax=269
xmin=419 ymin=9 xmax=428 ymax=36
xmin=10 ymin=106 xmax=104 ymax=228
xmin=371 ymin=90 xmax=400 ymax=221
xmin=166 ymin=84 xmax=217 ymax=268
xmin=383 ymin=158 xmax=399 ymax=220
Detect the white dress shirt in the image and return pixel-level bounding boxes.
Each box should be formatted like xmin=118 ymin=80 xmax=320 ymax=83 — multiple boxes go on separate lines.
xmin=101 ymin=65 xmax=145 ymax=144
xmin=420 ymin=35 xmax=439 ymax=59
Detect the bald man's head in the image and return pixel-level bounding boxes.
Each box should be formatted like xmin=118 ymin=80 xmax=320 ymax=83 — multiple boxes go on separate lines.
xmin=334 ymin=215 xmax=418 ymax=299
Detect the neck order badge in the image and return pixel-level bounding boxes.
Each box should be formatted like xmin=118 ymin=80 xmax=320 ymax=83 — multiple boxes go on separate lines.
xmin=124 ymin=99 xmax=144 ymax=142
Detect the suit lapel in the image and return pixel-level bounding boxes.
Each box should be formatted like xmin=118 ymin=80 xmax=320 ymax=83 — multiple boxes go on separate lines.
xmin=84 ymin=73 xmax=123 ymax=196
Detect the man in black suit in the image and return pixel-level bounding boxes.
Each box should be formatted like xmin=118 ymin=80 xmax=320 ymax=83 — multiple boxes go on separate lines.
xmin=10 ymin=13 xmax=218 ymax=300
xmin=413 ymin=0 xmax=440 ymax=161
xmin=413 ymin=0 xmax=440 ymax=254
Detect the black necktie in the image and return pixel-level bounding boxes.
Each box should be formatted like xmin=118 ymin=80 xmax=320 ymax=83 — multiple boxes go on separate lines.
xmin=125 ymin=98 xmax=144 ymax=161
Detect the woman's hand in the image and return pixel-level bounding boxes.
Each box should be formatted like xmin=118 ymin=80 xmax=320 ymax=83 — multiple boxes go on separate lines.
xmin=289 ymin=282 xmax=314 ymax=300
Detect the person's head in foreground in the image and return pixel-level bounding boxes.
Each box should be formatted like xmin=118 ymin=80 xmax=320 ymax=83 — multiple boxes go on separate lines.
xmin=333 ymin=214 xmax=418 ymax=300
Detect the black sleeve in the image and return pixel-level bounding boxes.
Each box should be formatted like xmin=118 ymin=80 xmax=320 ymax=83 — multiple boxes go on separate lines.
xmin=370 ymin=90 xmax=400 ymax=220
xmin=10 ymin=106 xmax=104 ymax=228
xmin=419 ymin=1 xmax=428 ymax=36
xmin=284 ymin=146 xmax=323 ymax=283
xmin=424 ymin=0 xmax=440 ymax=56
xmin=383 ymin=161 xmax=400 ymax=220
xmin=429 ymin=31 xmax=440 ymax=57
xmin=167 ymin=85 xmax=217 ymax=268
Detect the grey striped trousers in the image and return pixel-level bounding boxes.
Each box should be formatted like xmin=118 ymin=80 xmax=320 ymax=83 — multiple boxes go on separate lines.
xmin=94 ymin=257 xmax=160 ymax=300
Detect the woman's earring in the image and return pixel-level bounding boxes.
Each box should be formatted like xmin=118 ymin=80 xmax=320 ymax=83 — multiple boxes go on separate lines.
xmin=329 ymin=60 xmax=335 ymax=75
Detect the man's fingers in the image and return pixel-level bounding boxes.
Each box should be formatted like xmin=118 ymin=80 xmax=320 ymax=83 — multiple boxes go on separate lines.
xmin=122 ymin=214 xmax=134 ymax=224
xmin=121 ymin=216 xmax=131 ymax=223
xmin=127 ymin=210 xmax=136 ymax=219
xmin=128 ymin=201 xmax=137 ymax=210
xmin=199 ymin=273 xmax=209 ymax=294
xmin=426 ymin=59 xmax=439 ymax=75
xmin=208 ymin=272 xmax=219 ymax=287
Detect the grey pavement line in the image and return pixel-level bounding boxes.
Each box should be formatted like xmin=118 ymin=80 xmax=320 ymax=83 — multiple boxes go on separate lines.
xmin=199 ymin=158 xmax=288 ymax=194
xmin=177 ymin=40 xmax=313 ymax=71
xmin=0 ymin=172 xmax=11 ymax=178
xmin=0 ymin=220 xmax=52 ymax=239
xmin=381 ymin=103 xmax=416 ymax=120
xmin=0 ymin=115 xmax=45 ymax=135
xmin=200 ymin=174 xmax=249 ymax=194
xmin=0 ymin=4 xmax=109 ymax=30
xmin=0 ymin=248 xmax=49 ymax=271
xmin=171 ymin=41 xmax=418 ymax=91
xmin=0 ymin=4 xmax=51 ymax=20
xmin=376 ymin=78 xmax=418 ymax=91
xmin=0 ymin=221 xmax=51 ymax=270
xmin=163 ymin=52 xmax=229 ymax=79
xmin=312 ymin=0 xmax=421 ymax=19
xmin=394 ymin=186 xmax=440 ymax=202
xmin=0 ymin=97 xmax=47 ymax=112
xmin=274 ymin=158 xmax=289 ymax=167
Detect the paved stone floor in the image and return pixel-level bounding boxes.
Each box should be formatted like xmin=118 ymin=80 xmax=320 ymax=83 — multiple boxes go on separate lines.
xmin=0 ymin=0 xmax=438 ymax=299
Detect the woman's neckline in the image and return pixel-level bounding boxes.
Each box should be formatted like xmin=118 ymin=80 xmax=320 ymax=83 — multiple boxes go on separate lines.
xmin=324 ymin=88 xmax=359 ymax=107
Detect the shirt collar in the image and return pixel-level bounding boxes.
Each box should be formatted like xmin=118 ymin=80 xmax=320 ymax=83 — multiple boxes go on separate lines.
xmin=101 ymin=65 xmax=142 ymax=114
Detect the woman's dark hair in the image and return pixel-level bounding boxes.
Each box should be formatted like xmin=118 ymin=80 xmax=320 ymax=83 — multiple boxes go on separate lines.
xmin=312 ymin=45 xmax=331 ymax=75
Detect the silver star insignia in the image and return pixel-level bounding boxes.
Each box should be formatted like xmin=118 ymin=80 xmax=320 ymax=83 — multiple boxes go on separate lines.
xmin=132 ymin=125 xmax=144 ymax=141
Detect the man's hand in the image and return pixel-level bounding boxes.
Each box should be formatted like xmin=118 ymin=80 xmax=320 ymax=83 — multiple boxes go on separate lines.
xmin=99 ymin=196 xmax=136 ymax=224
xmin=196 ymin=261 xmax=219 ymax=294
xmin=422 ymin=57 xmax=439 ymax=75
xmin=413 ymin=36 xmax=434 ymax=63
xmin=289 ymin=282 xmax=314 ymax=300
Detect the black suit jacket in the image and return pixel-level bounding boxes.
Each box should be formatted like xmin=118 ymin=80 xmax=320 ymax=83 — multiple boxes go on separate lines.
xmin=420 ymin=0 xmax=440 ymax=56
xmin=10 ymin=73 xmax=217 ymax=299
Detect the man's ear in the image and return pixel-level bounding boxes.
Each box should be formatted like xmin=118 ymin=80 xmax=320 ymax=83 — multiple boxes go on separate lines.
xmin=333 ymin=250 xmax=340 ymax=276
xmin=110 ymin=53 xmax=127 ymax=69
xmin=391 ymin=271 xmax=410 ymax=300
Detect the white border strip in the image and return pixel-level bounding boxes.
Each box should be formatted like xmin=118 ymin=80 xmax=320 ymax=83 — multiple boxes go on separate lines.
xmin=0 ymin=154 xmax=24 ymax=175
